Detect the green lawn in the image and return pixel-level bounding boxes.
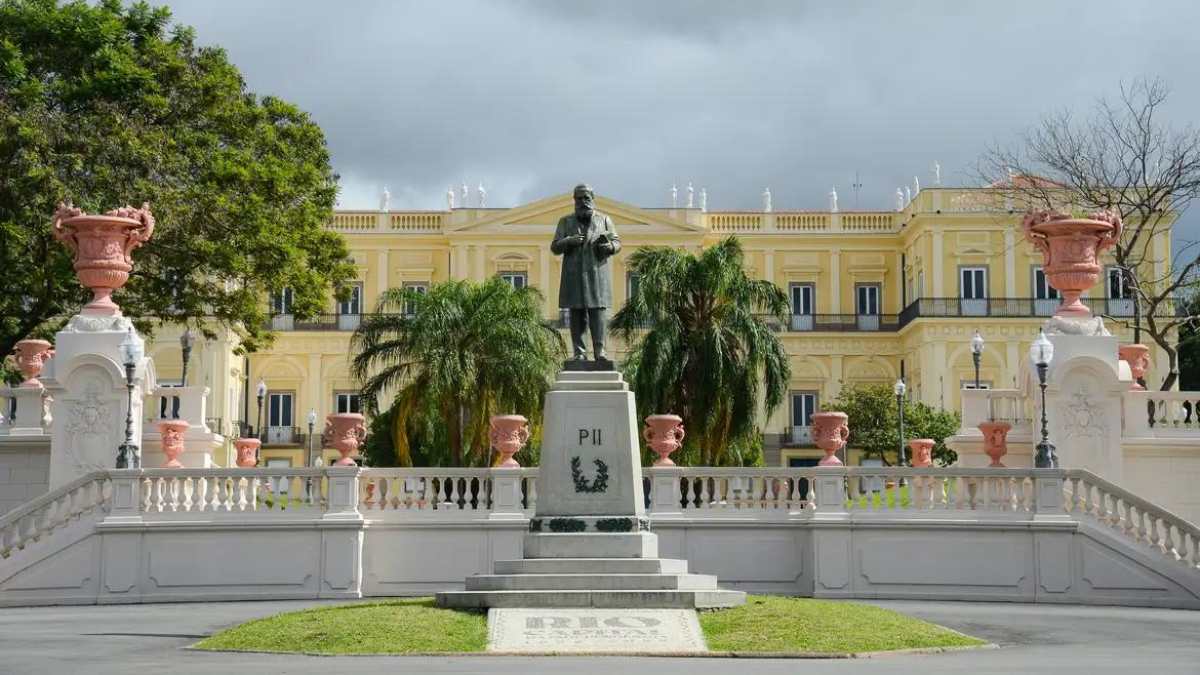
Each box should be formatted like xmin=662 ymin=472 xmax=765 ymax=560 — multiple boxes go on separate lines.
xmin=195 ymin=595 xmax=983 ymax=655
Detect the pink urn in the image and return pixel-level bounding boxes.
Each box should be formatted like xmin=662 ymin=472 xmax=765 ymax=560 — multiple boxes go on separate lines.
xmin=51 ymin=202 xmax=155 ymax=316
xmin=1118 ymin=344 xmax=1151 ymax=391
xmin=978 ymin=420 xmax=1012 ymax=468
xmin=489 ymin=414 xmax=530 ymax=468
xmin=643 ymin=414 xmax=686 ymax=467
xmin=11 ymin=339 xmax=54 ymax=388
xmin=909 ymin=438 xmax=935 ymax=468
xmin=811 ymin=411 xmax=850 ymax=466
xmin=323 ymin=413 xmax=367 ymax=466
xmin=1022 ymin=209 xmax=1121 ymax=318
xmin=157 ymin=419 xmax=190 ymax=468
xmin=233 ymin=438 xmax=260 ymax=468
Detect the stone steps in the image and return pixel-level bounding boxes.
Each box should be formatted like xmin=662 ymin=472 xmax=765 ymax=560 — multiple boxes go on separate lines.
xmin=493 ymin=557 xmax=688 ymax=575
xmin=465 ymin=573 xmax=718 ymax=591
xmin=436 ymin=589 xmax=746 ymax=609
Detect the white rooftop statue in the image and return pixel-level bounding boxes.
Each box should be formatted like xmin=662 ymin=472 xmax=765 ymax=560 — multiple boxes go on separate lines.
xmin=699 ymin=187 xmax=707 ymax=212
xmin=671 ymin=183 xmax=678 ymax=208
xmin=380 ymin=185 xmax=391 ymax=212
xmin=477 ymin=182 xmax=487 ymax=208
xmin=829 ymin=187 xmax=839 ymax=213
xmin=446 ymin=186 xmax=455 ymax=210
xmin=762 ymin=187 xmax=772 ymax=213
xmin=686 ymin=181 xmax=694 ymax=208
xmin=933 ymin=161 xmax=942 ymax=186
xmin=895 ymin=188 xmax=904 ymax=212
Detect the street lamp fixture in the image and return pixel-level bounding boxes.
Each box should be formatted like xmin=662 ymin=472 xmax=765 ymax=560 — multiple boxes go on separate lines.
xmin=255 ymin=379 xmax=267 ymax=447
xmin=307 ymin=407 xmax=318 ymax=467
xmin=179 ymin=328 xmax=196 ymax=387
xmin=893 ymin=378 xmax=907 ymax=471
xmin=116 ymin=327 xmax=144 ymax=469
xmin=970 ymin=330 xmax=985 ymax=390
xmin=1029 ymin=329 xmax=1057 ymax=469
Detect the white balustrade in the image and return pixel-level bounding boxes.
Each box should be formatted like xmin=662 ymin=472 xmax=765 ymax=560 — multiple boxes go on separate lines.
xmin=0 ymin=473 xmax=110 ymax=559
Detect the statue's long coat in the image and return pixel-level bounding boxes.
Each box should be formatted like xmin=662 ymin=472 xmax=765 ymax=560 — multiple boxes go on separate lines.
xmin=551 ymin=211 xmax=621 ymax=309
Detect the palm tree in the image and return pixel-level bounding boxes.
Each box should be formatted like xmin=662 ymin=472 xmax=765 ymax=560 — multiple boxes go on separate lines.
xmin=611 ymin=237 xmax=791 ymax=465
xmin=351 ymin=278 xmax=564 ymax=466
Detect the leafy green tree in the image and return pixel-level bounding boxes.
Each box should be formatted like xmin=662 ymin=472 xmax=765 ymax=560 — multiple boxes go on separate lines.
xmin=0 ymin=0 xmax=354 ymax=355
xmin=351 ymin=278 xmax=565 ymax=467
xmin=823 ymin=384 xmax=962 ymax=466
xmin=611 ymin=237 xmax=791 ymax=466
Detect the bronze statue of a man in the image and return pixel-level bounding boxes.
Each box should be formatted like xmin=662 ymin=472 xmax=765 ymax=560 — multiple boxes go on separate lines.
xmin=552 ymin=184 xmax=620 ymax=365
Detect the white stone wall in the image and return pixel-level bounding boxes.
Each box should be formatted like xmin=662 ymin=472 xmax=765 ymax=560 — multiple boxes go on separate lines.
xmin=0 ymin=446 xmax=49 ymax=516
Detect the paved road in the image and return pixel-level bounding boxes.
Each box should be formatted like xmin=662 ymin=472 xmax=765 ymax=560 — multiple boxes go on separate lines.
xmin=1 ymin=599 xmax=1198 ymax=675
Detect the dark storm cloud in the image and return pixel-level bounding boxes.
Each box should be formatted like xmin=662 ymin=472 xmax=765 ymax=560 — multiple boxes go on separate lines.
xmin=160 ymin=0 xmax=1200 ymax=241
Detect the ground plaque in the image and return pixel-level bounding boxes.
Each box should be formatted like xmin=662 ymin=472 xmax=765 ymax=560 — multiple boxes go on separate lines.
xmin=487 ymin=608 xmax=707 ymax=654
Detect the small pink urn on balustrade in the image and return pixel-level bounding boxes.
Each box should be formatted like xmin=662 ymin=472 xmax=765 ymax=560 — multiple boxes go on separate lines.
xmin=51 ymin=202 xmax=155 ymax=316
xmin=323 ymin=413 xmax=367 ymax=466
xmin=1022 ymin=209 xmax=1122 ymax=319
xmin=489 ymin=414 xmax=530 ymax=468
xmin=811 ymin=411 xmax=850 ymax=466
xmin=1118 ymin=344 xmax=1151 ymax=391
xmin=643 ymin=414 xmax=686 ymax=467
xmin=157 ymin=419 xmax=190 ymax=468
xmin=909 ymin=438 xmax=935 ymax=468
xmin=10 ymin=339 xmax=54 ymax=388
xmin=233 ymin=438 xmax=260 ymax=468
xmin=978 ymin=420 xmax=1012 ymax=468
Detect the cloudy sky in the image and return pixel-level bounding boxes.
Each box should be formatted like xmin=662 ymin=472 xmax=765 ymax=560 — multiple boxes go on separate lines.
xmin=160 ymin=0 xmax=1200 ymax=240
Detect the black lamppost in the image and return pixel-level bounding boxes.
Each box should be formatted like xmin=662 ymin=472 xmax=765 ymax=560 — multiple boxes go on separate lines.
xmin=255 ymin=378 xmax=267 ymax=444
xmin=307 ymin=407 xmax=317 ymax=467
xmin=116 ymin=328 xmax=144 ymax=469
xmin=179 ymin=328 xmax=195 ymax=387
xmin=893 ymin=378 xmax=907 ymax=468
xmin=971 ymin=330 xmax=985 ymax=389
xmin=1030 ymin=329 xmax=1057 ymax=469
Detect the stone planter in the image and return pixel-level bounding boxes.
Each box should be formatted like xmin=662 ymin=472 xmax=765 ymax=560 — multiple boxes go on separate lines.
xmin=978 ymin=420 xmax=1012 ymax=467
xmin=811 ymin=411 xmax=850 ymax=466
xmin=909 ymin=438 xmax=935 ymax=468
xmin=52 ymin=203 xmax=155 ymax=316
xmin=234 ymin=438 xmax=260 ymax=468
xmin=489 ymin=414 xmax=530 ymax=468
xmin=1022 ymin=209 xmax=1121 ymax=318
xmin=323 ymin=413 xmax=366 ymax=466
xmin=157 ymin=419 xmax=190 ymax=468
xmin=1119 ymin=344 xmax=1151 ymax=391
xmin=643 ymin=414 xmax=686 ymax=467
xmin=11 ymin=339 xmax=53 ymax=388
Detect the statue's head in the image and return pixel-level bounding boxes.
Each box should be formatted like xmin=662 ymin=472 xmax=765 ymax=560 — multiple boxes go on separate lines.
xmin=574 ymin=183 xmax=594 ymax=221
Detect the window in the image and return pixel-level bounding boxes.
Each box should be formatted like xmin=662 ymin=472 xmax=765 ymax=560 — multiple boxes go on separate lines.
xmin=626 ymin=272 xmax=641 ymax=302
xmin=1106 ymin=266 xmax=1135 ymax=317
xmin=499 ymin=272 xmax=527 ymax=290
xmin=403 ymin=282 xmax=428 ymax=317
xmin=267 ymin=392 xmax=294 ymax=444
xmin=790 ymin=392 xmax=817 ymax=445
xmin=335 ymin=392 xmax=362 ymax=414
xmin=959 ymin=267 xmax=987 ymax=316
xmin=789 ymin=283 xmax=814 ymax=331
xmin=856 ymin=284 xmax=880 ymax=330
xmin=1033 ymin=267 xmax=1060 ymax=316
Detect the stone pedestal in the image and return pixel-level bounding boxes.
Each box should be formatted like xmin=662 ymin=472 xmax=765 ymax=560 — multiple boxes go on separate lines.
xmin=42 ymin=315 xmax=152 ymax=488
xmin=438 ymin=370 xmax=744 ymax=609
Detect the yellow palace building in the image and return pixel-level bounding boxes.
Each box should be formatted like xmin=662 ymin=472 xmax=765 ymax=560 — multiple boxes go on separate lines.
xmin=146 ymin=186 xmax=1174 ymax=468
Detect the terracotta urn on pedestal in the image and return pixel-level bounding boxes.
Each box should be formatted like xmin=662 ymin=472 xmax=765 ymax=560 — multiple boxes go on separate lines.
xmin=233 ymin=438 xmax=260 ymax=468
xmin=644 ymin=414 xmax=686 ymax=467
xmin=1021 ymin=209 xmax=1121 ymax=319
xmin=909 ymin=439 xmax=935 ymax=468
xmin=489 ymin=414 xmax=530 ymax=468
xmin=811 ymin=411 xmax=850 ymax=466
xmin=157 ymin=419 xmax=190 ymax=468
xmin=1118 ymin=344 xmax=1151 ymax=391
xmin=978 ymin=420 xmax=1012 ymax=468
xmin=323 ymin=413 xmax=367 ymax=466
xmin=10 ymin=339 xmax=54 ymax=388
xmin=51 ymin=202 xmax=155 ymax=316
